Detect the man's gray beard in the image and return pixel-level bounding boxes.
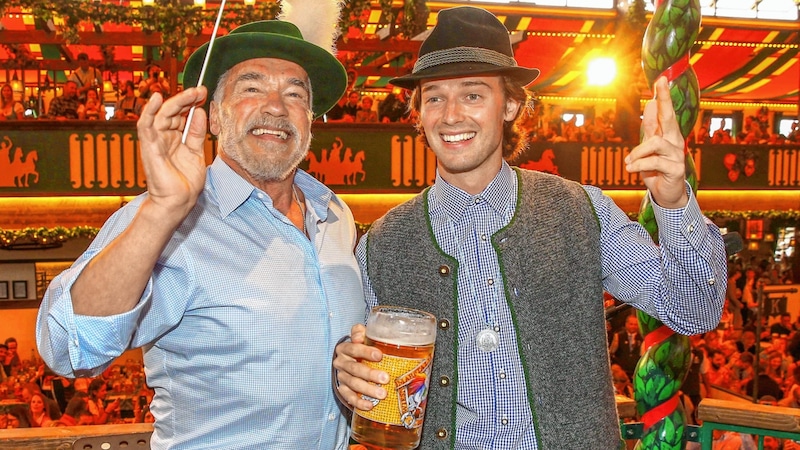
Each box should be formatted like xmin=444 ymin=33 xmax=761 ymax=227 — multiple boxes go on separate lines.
xmin=218 ymin=112 xmax=311 ymax=182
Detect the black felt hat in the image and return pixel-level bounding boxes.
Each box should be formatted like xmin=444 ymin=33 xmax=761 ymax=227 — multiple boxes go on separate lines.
xmin=390 ymin=6 xmax=540 ymax=90
xmin=183 ymin=20 xmax=347 ymax=119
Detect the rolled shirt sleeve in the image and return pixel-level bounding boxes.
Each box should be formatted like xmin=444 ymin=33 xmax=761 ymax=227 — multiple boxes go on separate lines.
xmin=36 ymin=249 xmax=156 ymax=378
xmin=591 ymin=183 xmax=727 ymax=335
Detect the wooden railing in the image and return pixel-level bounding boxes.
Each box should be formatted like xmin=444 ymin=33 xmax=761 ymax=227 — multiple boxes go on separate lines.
xmin=0 ymin=423 xmax=152 ymax=450
xmin=3 ymin=398 xmax=799 ymax=450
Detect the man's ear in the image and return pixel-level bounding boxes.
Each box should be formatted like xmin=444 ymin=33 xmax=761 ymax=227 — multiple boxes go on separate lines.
xmin=504 ymin=98 xmax=521 ymax=122
xmin=208 ymin=101 xmax=220 ymax=136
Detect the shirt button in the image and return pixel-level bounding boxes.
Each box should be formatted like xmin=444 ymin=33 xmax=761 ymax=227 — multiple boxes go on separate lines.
xmin=708 ymin=279 xmax=716 ymax=286
xmin=487 ymin=278 xmax=494 ymax=286
xmin=474 ymin=197 xmax=481 ymax=204
xmin=328 ymin=413 xmax=336 ymax=421
xmin=499 ymin=371 xmax=506 ymax=379
xmin=481 ymin=234 xmax=487 ymax=241
xmin=329 ymin=311 xmax=334 ymax=318
xmin=438 ymin=265 xmax=451 ymax=277
xmin=688 ymin=223 xmax=696 ymax=233
xmin=501 ymin=418 xmax=509 ymax=425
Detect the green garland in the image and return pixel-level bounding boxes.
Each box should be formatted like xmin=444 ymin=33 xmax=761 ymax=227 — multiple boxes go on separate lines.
xmin=0 ymin=226 xmax=99 ymax=249
xmin=0 ymin=0 xmax=423 ymax=59
xmin=625 ymin=209 xmax=800 ymax=222
xmin=2 ymin=209 xmax=798 ymax=249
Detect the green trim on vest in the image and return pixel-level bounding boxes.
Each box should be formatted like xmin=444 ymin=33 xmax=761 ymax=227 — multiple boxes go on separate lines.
xmin=366 ymin=169 xmax=624 ymax=449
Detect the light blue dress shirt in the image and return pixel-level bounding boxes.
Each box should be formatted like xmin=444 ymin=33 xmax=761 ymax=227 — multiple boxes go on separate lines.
xmin=37 ymin=157 xmax=366 ymax=450
xmin=356 ymin=162 xmax=726 ymax=449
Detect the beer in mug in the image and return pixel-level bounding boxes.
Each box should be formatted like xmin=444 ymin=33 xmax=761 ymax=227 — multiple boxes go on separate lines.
xmin=351 ymin=306 xmax=437 ymax=449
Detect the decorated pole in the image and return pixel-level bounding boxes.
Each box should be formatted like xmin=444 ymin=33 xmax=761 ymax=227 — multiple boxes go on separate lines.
xmin=634 ymin=0 xmax=701 ymax=449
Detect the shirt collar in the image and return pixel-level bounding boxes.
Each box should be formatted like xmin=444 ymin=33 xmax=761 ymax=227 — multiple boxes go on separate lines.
xmin=207 ymin=156 xmax=340 ymax=221
xmin=430 ymin=161 xmax=516 ymax=223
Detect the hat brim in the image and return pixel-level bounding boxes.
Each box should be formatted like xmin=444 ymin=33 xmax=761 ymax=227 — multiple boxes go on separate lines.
xmin=183 ymin=32 xmax=347 ymax=119
xmin=389 ymin=62 xmax=540 ymax=90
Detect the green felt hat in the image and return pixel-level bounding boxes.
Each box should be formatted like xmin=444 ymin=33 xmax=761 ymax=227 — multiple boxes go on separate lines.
xmin=183 ymin=20 xmax=346 ymax=119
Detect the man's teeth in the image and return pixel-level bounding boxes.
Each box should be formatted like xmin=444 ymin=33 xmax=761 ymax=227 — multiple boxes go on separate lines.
xmin=252 ymin=128 xmax=288 ymax=139
xmin=442 ymin=132 xmax=476 ymax=143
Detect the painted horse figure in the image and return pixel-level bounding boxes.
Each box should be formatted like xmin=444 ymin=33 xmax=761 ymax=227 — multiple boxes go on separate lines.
xmin=12 ymin=148 xmax=39 ymax=187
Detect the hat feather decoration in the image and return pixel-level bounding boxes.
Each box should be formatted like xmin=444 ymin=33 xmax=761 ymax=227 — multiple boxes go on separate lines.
xmin=278 ymin=0 xmax=343 ymax=56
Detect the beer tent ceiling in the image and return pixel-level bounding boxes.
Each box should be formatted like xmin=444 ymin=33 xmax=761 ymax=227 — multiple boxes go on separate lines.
xmin=0 ymin=2 xmax=797 ymax=106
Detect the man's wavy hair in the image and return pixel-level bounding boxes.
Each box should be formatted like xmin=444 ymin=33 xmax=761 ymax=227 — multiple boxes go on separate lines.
xmin=408 ymin=75 xmax=534 ymax=161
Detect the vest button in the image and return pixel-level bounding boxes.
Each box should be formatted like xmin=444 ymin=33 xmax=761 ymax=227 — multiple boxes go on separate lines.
xmin=436 ymin=428 xmax=448 ymax=439
xmin=439 ymin=376 xmax=450 ymax=386
xmin=438 ymin=265 xmax=450 ymax=276
xmin=438 ymin=319 xmax=450 ymax=330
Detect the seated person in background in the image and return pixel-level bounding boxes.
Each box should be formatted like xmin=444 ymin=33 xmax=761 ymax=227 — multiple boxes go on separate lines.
xmin=325 ymin=94 xmax=354 ymax=122
xmin=771 ymin=313 xmax=793 ymax=338
xmin=21 ymin=382 xmax=61 ymax=420
xmin=704 ymin=349 xmax=734 ymax=391
xmin=611 ymin=363 xmax=634 ymax=398
xmin=138 ymin=63 xmax=170 ymax=99
xmin=86 ymin=378 xmax=120 ymax=425
xmin=82 ymin=88 xmax=103 ymax=120
xmin=760 ymin=435 xmax=781 ymax=450
xmin=114 ymin=81 xmax=146 ymax=120
xmin=378 ymin=88 xmax=410 ymax=123
xmin=55 ymin=393 xmax=93 ymax=426
xmin=46 ymin=81 xmax=83 ymax=120
xmin=4 ymin=405 xmax=32 ymax=428
xmin=355 ymin=94 xmax=378 ymax=122
xmin=73 ymin=377 xmax=90 ymax=395
xmin=29 ymin=392 xmax=55 ymax=427
xmin=0 ymin=83 xmax=25 ymax=120
xmin=341 ymin=90 xmax=359 ymax=119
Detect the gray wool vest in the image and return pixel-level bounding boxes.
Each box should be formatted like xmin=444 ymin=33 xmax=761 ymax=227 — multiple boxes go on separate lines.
xmin=365 ymin=168 xmax=624 ymax=449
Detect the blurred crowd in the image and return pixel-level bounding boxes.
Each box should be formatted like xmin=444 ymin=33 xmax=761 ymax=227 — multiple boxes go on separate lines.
xmin=607 ymin=252 xmax=800 ymax=449
xmin=1 ymin=336 xmax=153 ymax=429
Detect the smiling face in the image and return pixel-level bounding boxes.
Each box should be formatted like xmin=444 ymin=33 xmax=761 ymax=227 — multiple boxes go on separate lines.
xmin=210 ymin=58 xmax=313 ymax=184
xmin=29 ymin=394 xmax=45 ymax=414
xmin=418 ymin=75 xmax=520 ymax=194
xmin=63 ymin=81 xmax=78 ymax=99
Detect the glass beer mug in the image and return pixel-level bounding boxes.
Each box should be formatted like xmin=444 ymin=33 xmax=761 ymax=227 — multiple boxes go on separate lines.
xmin=351 ymin=306 xmax=437 ymax=449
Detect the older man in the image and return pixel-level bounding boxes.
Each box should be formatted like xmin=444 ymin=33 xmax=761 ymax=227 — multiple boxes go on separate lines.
xmin=334 ymin=6 xmax=726 ymax=449
xmin=37 ymin=18 xmax=363 ymax=449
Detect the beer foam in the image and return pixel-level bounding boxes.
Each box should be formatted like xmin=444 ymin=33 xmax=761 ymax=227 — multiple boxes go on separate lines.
xmin=366 ymin=308 xmax=436 ymax=346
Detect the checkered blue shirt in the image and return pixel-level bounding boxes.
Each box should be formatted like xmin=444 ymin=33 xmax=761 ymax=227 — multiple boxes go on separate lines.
xmin=38 ymin=158 xmax=366 ymax=450
xmin=356 ymin=161 xmax=726 ymax=449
